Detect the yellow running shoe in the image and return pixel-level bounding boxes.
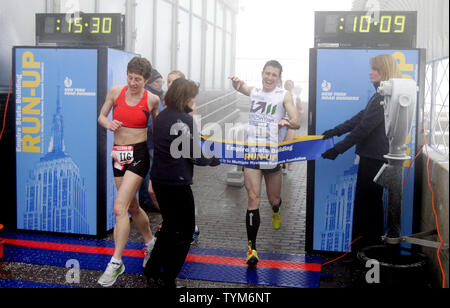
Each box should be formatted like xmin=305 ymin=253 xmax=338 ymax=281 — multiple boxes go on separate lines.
xmin=246 ymin=242 xmax=259 ymax=266
xmin=272 ymin=211 xmax=282 ymax=230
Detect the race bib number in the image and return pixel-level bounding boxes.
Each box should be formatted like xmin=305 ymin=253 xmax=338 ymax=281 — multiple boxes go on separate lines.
xmin=111 ymin=146 xmax=134 ymax=171
xmin=247 ymin=123 xmax=278 ymax=146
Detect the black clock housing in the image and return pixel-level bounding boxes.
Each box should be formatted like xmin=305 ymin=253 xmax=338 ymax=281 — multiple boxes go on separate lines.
xmin=36 ymin=13 xmax=125 ymax=50
xmin=315 ymin=11 xmax=417 ymax=49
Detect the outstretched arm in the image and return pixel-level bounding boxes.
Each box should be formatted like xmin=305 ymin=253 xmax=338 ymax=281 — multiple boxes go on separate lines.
xmin=229 ymin=76 xmax=253 ymax=97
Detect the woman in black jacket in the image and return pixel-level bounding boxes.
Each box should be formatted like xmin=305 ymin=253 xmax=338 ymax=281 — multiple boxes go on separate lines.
xmin=144 ymin=78 xmax=219 ymax=288
xmin=321 ymin=54 xmax=402 ymax=251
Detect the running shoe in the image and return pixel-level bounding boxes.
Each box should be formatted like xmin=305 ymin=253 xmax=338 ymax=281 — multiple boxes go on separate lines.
xmin=272 ymin=210 xmax=282 ymax=230
xmin=191 ymin=225 xmax=200 ymax=244
xmin=246 ymin=242 xmax=259 ymax=266
xmin=142 ymin=238 xmax=156 ymax=268
xmin=98 ymin=261 xmax=125 ymax=287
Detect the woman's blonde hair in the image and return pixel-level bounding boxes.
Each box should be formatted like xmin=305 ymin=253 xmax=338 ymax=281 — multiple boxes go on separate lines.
xmin=164 ymin=78 xmax=199 ymax=112
xmin=370 ymin=54 xmax=402 ymax=81
xmin=168 ymin=70 xmax=186 ymax=80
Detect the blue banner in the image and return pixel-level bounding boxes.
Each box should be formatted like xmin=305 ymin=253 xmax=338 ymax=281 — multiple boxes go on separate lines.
xmin=311 ymin=49 xmax=420 ymax=252
xmin=201 ymin=136 xmax=334 ymax=166
xmin=15 ymin=48 xmax=98 ymax=235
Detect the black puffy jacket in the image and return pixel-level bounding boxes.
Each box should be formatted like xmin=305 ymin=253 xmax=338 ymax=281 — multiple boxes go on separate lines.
xmin=333 ymin=84 xmax=389 ymax=162
xmin=151 ymin=108 xmax=218 ymax=186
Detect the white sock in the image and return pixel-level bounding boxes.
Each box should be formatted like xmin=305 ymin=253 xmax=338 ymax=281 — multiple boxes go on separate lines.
xmin=110 ymin=257 xmax=122 ymax=265
xmin=146 ymin=237 xmax=156 ymax=248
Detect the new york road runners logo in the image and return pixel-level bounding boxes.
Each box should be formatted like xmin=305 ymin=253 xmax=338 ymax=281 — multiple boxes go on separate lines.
xmin=250 ymin=101 xmax=278 ymax=116
xmin=321 ymin=80 xmax=332 ymax=92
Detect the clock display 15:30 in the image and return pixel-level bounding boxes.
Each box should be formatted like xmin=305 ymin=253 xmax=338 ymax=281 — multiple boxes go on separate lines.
xmin=55 ymin=17 xmax=113 ymax=34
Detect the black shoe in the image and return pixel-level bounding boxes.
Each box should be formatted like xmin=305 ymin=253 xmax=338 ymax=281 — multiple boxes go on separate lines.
xmin=155 ymin=278 xmax=177 ymax=289
xmin=146 ymin=276 xmax=160 ymax=288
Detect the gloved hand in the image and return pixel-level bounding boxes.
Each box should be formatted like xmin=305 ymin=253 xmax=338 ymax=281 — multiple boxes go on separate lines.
xmin=209 ymin=157 xmax=221 ymax=167
xmin=322 ymin=147 xmax=339 ymax=160
xmin=322 ymin=129 xmax=339 ymax=140
xmin=191 ymin=156 xmax=221 ymax=167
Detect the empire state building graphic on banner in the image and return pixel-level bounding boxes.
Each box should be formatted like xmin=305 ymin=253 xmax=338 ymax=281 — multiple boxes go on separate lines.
xmin=22 ymin=86 xmax=89 ymax=234
xmin=320 ymin=164 xmax=358 ymax=252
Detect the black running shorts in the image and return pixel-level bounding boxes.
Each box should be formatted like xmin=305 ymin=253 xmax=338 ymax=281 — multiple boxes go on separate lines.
xmin=112 ymin=142 xmax=150 ymax=178
xmin=244 ymin=164 xmax=282 ymax=175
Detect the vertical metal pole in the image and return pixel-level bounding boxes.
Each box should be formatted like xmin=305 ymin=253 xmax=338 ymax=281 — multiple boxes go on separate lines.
xmin=220 ymin=5 xmax=226 ymax=89
xmin=94 ymin=0 xmax=99 ymax=13
xmin=152 ymin=0 xmax=157 ymax=65
xmin=45 ymin=0 xmax=52 ymax=13
xmin=385 ymin=160 xmax=406 ymax=240
xmin=230 ymin=11 xmax=237 ymax=78
xmin=211 ymin=0 xmax=216 ymax=89
xmin=172 ymin=0 xmax=179 ymax=71
xmin=200 ymin=0 xmax=207 ymax=91
xmin=188 ymin=0 xmax=193 ymax=78
xmin=46 ymin=0 xmax=60 ymax=13
xmin=430 ymin=61 xmax=437 ymax=145
xmin=125 ymin=0 xmax=137 ymax=53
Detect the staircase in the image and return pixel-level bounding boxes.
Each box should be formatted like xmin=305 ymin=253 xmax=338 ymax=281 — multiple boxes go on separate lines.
xmin=195 ymin=90 xmax=240 ymax=129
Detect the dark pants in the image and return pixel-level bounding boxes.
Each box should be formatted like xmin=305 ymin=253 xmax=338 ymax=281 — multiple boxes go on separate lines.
xmin=139 ymin=131 xmax=156 ymax=211
xmin=144 ymin=183 xmax=195 ymax=287
xmin=138 ymin=149 xmax=156 ymax=211
xmin=351 ymin=156 xmax=385 ymax=251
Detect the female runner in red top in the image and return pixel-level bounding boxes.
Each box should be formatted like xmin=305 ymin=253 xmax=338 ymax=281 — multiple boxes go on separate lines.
xmin=97 ymin=57 xmax=160 ymax=287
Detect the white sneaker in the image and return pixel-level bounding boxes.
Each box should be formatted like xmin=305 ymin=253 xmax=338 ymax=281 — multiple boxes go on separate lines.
xmin=143 ymin=238 xmax=156 ymax=268
xmin=98 ymin=261 xmax=125 ymax=287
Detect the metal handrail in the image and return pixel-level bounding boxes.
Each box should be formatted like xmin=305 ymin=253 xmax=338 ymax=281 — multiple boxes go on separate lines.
xmin=427 ymin=56 xmax=449 ymax=65
xmin=196 ymin=90 xmax=237 ymax=111
xmin=201 ymin=99 xmax=240 ymax=122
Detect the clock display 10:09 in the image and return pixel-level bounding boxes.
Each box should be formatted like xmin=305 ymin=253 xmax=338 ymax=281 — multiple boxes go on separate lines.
xmin=326 ymin=14 xmax=407 ymax=34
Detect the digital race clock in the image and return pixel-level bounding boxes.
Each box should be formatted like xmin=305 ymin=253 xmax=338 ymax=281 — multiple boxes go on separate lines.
xmin=36 ymin=13 xmax=125 ymax=49
xmin=315 ymin=11 xmax=417 ymax=49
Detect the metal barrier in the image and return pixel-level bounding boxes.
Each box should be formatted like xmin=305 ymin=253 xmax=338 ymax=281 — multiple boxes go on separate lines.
xmin=0 ymin=224 xmax=4 ymax=259
xmin=425 ymin=56 xmax=449 ymax=156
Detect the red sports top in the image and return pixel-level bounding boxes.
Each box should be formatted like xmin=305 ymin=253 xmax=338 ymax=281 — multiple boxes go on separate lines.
xmin=113 ymin=86 xmax=150 ymax=128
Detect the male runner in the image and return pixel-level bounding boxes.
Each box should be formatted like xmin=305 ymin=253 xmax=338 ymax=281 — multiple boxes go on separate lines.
xmin=229 ymin=60 xmax=300 ymax=266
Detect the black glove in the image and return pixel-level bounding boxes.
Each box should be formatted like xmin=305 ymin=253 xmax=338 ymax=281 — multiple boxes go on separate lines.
xmin=209 ymin=157 xmax=221 ymax=167
xmin=322 ymin=129 xmax=338 ymax=140
xmin=322 ymin=147 xmax=339 ymax=160
xmin=191 ymin=158 xmax=208 ymax=166
xmin=191 ymin=156 xmax=221 ymax=167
